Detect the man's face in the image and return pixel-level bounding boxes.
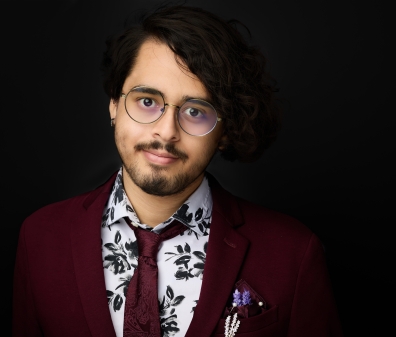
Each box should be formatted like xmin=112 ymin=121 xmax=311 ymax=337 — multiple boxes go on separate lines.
xmin=109 ymin=39 xmax=224 ymax=197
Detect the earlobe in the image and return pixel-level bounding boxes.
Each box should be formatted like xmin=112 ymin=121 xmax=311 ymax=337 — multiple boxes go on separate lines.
xmin=218 ymin=133 xmax=228 ymax=151
xmin=109 ymin=99 xmax=118 ymax=119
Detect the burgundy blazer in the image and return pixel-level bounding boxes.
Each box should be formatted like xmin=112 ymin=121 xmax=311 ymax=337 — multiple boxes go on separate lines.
xmin=13 ymin=172 xmax=343 ymax=336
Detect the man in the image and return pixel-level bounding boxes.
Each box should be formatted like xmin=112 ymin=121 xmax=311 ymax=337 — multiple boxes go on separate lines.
xmin=12 ymin=4 xmax=343 ymax=337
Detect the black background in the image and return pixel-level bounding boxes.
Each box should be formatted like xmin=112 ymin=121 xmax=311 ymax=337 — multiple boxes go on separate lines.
xmin=2 ymin=0 xmax=394 ymax=336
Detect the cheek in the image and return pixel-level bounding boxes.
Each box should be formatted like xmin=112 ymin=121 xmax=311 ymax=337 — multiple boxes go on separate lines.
xmin=115 ymin=122 xmax=140 ymax=154
xmin=186 ymin=137 xmax=219 ymax=160
xmin=116 ymin=117 xmax=147 ymax=142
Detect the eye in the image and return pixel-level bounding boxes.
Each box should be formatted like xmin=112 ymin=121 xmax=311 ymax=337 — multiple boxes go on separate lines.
xmin=183 ymin=107 xmax=204 ymax=118
xmin=138 ymin=97 xmax=156 ymax=108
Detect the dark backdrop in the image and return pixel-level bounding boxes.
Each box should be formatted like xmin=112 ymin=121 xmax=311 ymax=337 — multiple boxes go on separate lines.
xmin=2 ymin=0 xmax=394 ymax=336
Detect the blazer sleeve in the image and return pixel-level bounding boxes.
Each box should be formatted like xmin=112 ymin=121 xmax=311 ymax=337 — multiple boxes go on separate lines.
xmin=287 ymin=233 xmax=344 ymax=337
xmin=13 ymin=222 xmax=43 ymax=337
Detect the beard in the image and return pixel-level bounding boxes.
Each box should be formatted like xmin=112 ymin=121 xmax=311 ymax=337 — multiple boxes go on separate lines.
xmin=125 ymin=162 xmax=202 ymax=196
xmin=121 ymin=140 xmax=214 ymax=196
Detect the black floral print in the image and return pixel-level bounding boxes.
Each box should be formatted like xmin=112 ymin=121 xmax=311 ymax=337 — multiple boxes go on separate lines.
xmin=103 ymin=230 xmax=137 ymax=314
xmin=161 ymin=315 xmax=179 ymax=337
xmin=107 ymin=290 xmax=123 ymax=312
xmin=159 ymin=286 xmax=185 ymax=336
xmin=191 ymin=300 xmax=199 ymax=313
xmin=191 ymin=242 xmax=207 ymax=279
xmin=164 ymin=241 xmax=207 ymax=281
xmin=124 ymin=238 xmax=138 ymax=260
xmin=113 ymin=175 xmax=124 ymax=205
xmin=194 ymin=207 xmax=211 ymax=236
xmin=174 ymin=205 xmax=211 ymax=236
xmin=117 ymin=274 xmax=133 ymax=296
xmin=103 ymin=231 xmax=135 ymax=274
xmin=159 ymin=285 xmax=185 ymax=316
xmin=174 ymin=204 xmax=194 ymax=225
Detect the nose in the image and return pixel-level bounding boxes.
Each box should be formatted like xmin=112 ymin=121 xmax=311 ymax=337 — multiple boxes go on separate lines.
xmin=151 ymin=104 xmax=181 ymax=142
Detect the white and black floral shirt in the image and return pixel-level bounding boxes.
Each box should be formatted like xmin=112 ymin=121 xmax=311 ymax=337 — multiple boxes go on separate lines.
xmin=101 ymin=168 xmax=212 ymax=337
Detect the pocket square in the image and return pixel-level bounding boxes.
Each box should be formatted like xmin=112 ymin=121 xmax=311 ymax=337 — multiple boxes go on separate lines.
xmin=224 ymin=279 xmax=266 ymax=319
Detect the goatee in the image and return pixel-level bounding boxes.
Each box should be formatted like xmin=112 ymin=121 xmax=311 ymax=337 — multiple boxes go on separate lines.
xmin=124 ymin=140 xmax=205 ymax=196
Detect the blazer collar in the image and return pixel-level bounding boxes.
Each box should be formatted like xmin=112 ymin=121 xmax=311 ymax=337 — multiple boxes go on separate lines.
xmin=186 ymin=173 xmax=250 ymax=337
xmin=71 ymin=172 xmax=118 ymax=337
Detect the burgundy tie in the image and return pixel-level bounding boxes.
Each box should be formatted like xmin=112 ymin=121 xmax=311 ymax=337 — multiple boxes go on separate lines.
xmin=123 ymin=219 xmax=187 ymax=337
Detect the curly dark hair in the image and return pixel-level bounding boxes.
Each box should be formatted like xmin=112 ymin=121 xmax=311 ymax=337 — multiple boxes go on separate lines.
xmin=101 ymin=4 xmax=281 ymax=162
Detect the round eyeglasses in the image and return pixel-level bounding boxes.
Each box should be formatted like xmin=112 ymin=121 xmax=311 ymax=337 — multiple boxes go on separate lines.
xmin=120 ymin=86 xmax=222 ymax=136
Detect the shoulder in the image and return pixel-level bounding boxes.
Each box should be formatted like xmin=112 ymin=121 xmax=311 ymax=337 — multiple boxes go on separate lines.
xmin=20 ymin=189 xmax=94 ymax=236
xmin=236 ymin=196 xmax=312 ymax=238
xmin=210 ymin=177 xmax=317 ymax=251
xmin=25 ymin=191 xmax=91 ymax=222
xmin=235 ymin=197 xmax=318 ymax=256
xmin=20 ymin=172 xmax=117 ymax=235
xmin=209 ymin=176 xmax=312 ymax=240
xmin=232 ymin=197 xmax=326 ymax=275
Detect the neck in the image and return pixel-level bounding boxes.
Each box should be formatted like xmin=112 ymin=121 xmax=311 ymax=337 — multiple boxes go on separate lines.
xmin=122 ymin=169 xmax=204 ymax=228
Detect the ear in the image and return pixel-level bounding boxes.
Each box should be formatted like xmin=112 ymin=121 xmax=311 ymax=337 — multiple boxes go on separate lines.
xmin=218 ymin=133 xmax=228 ymax=151
xmin=109 ymin=99 xmax=118 ymax=119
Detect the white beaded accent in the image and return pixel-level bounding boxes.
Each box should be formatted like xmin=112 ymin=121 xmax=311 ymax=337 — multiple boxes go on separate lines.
xmin=224 ymin=313 xmax=240 ymax=337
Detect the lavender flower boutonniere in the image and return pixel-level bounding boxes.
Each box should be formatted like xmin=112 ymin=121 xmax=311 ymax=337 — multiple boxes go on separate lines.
xmin=224 ymin=280 xmax=266 ymax=337
xmin=225 ymin=289 xmax=263 ymax=337
xmin=233 ymin=289 xmax=252 ymax=306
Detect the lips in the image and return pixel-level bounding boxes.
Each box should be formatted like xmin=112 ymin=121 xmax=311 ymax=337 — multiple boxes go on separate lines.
xmin=142 ymin=150 xmax=178 ymax=165
xmin=135 ymin=141 xmax=188 ymax=163
xmin=145 ymin=150 xmax=178 ymax=159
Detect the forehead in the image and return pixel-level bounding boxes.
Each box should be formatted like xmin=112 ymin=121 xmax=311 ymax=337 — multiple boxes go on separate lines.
xmin=123 ymin=39 xmax=209 ymax=100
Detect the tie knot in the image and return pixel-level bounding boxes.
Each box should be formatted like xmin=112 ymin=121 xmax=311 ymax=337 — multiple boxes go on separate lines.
xmin=125 ymin=218 xmax=187 ymax=260
xmin=134 ymin=229 xmax=161 ymax=259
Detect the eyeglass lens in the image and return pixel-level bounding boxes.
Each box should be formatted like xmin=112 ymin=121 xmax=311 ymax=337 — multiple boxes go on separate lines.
xmin=124 ymin=88 xmax=218 ymax=136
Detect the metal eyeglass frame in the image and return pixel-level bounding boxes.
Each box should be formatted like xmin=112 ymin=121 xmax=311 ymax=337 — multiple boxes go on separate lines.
xmin=120 ymin=86 xmax=222 ymax=136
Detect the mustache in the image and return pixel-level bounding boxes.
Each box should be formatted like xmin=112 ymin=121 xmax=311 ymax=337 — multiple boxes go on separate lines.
xmin=134 ymin=141 xmax=188 ymax=162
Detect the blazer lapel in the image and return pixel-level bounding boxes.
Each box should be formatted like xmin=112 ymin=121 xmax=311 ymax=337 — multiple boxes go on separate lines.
xmin=186 ymin=177 xmax=250 ymax=337
xmin=70 ymin=173 xmax=118 ymax=337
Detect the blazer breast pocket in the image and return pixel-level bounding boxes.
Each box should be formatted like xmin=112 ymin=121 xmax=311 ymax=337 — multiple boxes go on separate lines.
xmin=213 ymin=305 xmax=278 ymax=336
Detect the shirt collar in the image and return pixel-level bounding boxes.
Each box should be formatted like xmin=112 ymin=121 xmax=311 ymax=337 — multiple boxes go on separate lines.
xmin=101 ymin=168 xmax=213 ymax=236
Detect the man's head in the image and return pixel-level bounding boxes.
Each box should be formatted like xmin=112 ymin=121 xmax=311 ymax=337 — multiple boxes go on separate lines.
xmin=102 ymin=4 xmax=281 ymax=163
xmin=101 ymin=5 xmax=281 ymax=196
xmin=108 ymin=39 xmax=223 ymax=196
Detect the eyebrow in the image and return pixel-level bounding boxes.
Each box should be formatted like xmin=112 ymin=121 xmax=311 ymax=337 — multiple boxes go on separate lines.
xmin=132 ymin=86 xmax=161 ymax=96
xmin=130 ymin=85 xmax=214 ymax=106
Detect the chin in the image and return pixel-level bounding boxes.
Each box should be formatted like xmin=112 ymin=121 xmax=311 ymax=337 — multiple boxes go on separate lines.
xmin=125 ymin=161 xmax=204 ymax=197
